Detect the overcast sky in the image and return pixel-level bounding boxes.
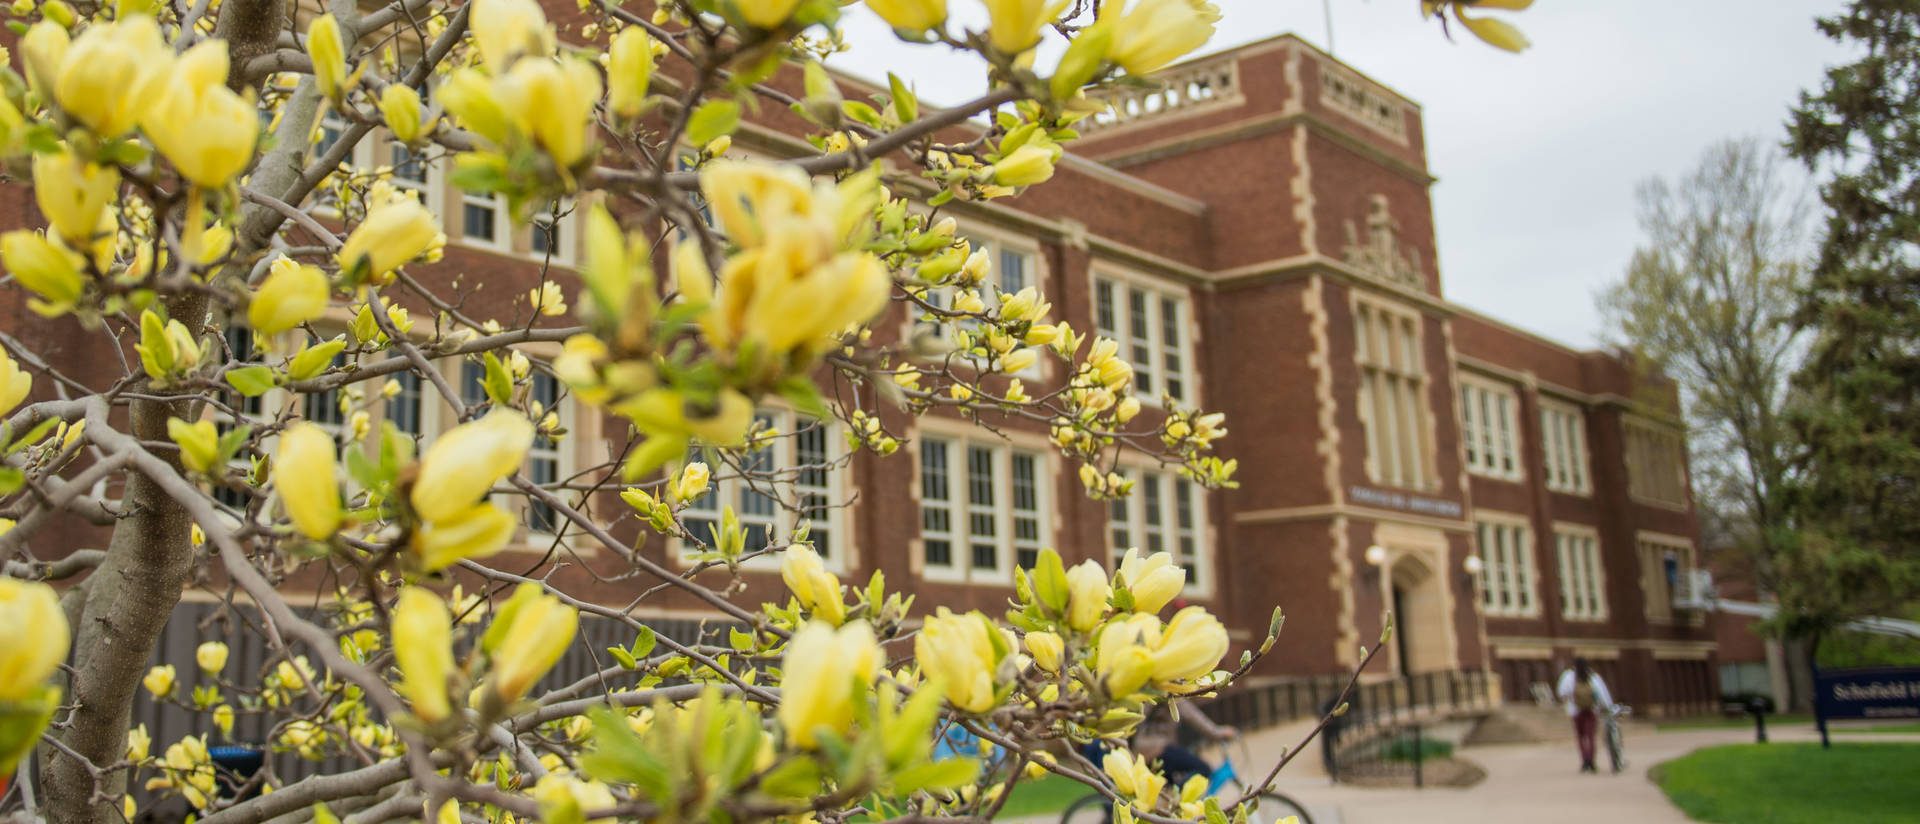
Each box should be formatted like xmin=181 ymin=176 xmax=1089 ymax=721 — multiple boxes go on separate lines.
xmin=828 ymin=1 xmax=1856 ymax=350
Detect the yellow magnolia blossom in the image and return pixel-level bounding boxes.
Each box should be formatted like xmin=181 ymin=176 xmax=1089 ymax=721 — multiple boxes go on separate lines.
xmin=0 ymin=351 xmax=32 ymax=417
xmin=126 ymin=723 xmax=150 ymax=761
xmin=533 ymin=774 xmax=618 ymax=823
xmin=983 ymin=0 xmax=1069 ymax=55
xmin=142 ymin=41 xmax=259 ymax=188
xmin=993 ymin=140 xmax=1060 ymax=187
xmin=0 ymin=231 xmax=86 ymax=313
xmin=780 ymin=545 xmax=846 ymax=625
xmin=1095 ymin=613 xmax=1160 ymax=698
xmin=439 ymin=68 xmax=512 ymax=145
xmin=410 ymin=409 xmax=536 ymax=523
xmin=392 ymin=587 xmax=455 ymax=722
xmin=308 ymin=15 xmax=347 ymax=101
xmin=689 ymin=161 xmax=891 ymax=360
xmin=778 ymin=619 xmax=879 ymax=748
xmin=0 ymin=578 xmax=68 ymax=701
xmin=337 ymin=190 xmax=441 ymax=280
xmin=528 ymin=281 xmax=567 ymax=316
xmin=195 ymin=642 xmax=229 ymax=674
xmin=142 ymin=664 xmax=176 ymax=698
xmin=471 ymin=0 xmax=555 ymax=69
xmin=1116 ymin=547 xmax=1185 ymax=614
xmin=481 ymin=583 xmax=578 ymax=703
xmin=606 ymin=27 xmax=659 ymax=120
xmin=914 ymin=608 xmax=1002 ymax=713
xmin=379 ymin=83 xmax=431 ymax=145
xmin=18 ymin=22 xmax=70 ymax=101
xmin=167 ymin=418 xmax=220 ymax=475
xmin=868 ymin=0 xmax=947 ymax=33
xmin=735 ymin=0 xmax=802 ymax=28
xmin=1101 ymin=0 xmax=1220 ymax=76
xmin=135 ymin=310 xmax=203 ymax=384
xmin=212 ymin=704 xmax=234 ymax=737
xmin=53 ymin=16 xmax=167 ymax=138
xmin=1423 ymin=0 xmax=1531 ymax=52
xmin=1102 ymin=749 xmax=1166 ymax=811
xmin=275 ymin=423 xmax=343 ymax=540
xmin=249 ymin=257 xmax=331 ymax=335
xmin=1024 ymin=630 xmax=1064 ymax=673
xmin=669 ymin=461 xmax=711 ymax=503
xmin=410 ymin=501 xmax=518 ymax=571
xmin=1064 ymin=558 xmax=1110 ymax=631
xmin=493 ymin=56 xmax=602 ymax=167
xmin=1149 ymin=605 xmax=1228 ymax=691
xmin=32 ymin=148 xmax=117 ymax=248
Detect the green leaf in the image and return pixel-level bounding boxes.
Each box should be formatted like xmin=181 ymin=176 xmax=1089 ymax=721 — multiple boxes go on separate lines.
xmin=580 ymin=707 xmax=671 ymax=800
xmin=686 ymin=100 xmax=741 ymax=148
xmin=6 ymin=418 xmax=60 ymax=455
xmin=287 ymin=338 xmax=346 ymax=381
xmin=928 ymin=189 xmax=955 ymax=207
xmin=630 ymin=625 xmax=657 ymax=660
xmin=888 ymin=73 xmax=918 ymax=122
xmin=0 ymin=467 xmax=23 ymax=495
xmin=225 ymin=366 xmax=276 ymax=396
xmin=841 ymin=100 xmax=883 ymax=129
xmin=776 ymin=376 xmax=829 ymax=419
xmin=758 ymin=756 xmax=823 ymax=798
xmin=344 ymin=446 xmax=382 ymax=491
xmin=608 ymin=646 xmax=637 ymax=669
xmin=890 ymin=756 xmax=979 ymax=794
xmin=482 ymin=352 xmax=513 ymax=406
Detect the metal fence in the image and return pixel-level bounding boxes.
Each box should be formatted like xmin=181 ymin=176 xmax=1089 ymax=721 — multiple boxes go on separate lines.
xmin=1319 ymin=669 xmax=1493 ymax=784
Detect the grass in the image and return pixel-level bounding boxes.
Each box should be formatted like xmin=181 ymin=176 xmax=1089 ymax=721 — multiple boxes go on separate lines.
xmin=994 ymin=774 xmax=1096 ymax=818
xmin=1655 ymin=742 xmax=1920 ymax=824
xmin=1656 ymin=713 xmax=1920 ymax=734
xmin=1381 ymin=736 xmax=1454 ymax=763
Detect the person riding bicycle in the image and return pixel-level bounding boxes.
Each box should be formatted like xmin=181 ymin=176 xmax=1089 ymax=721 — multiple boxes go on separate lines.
xmin=1555 ymin=657 xmax=1614 ymax=774
xmin=1081 ymin=698 xmax=1238 ymax=789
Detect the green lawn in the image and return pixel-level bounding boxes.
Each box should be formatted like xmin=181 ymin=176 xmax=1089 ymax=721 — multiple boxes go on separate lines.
xmin=1656 ymin=742 xmax=1920 ymax=824
xmin=1657 ymin=713 xmax=1920 ymax=734
xmin=996 ymin=774 xmax=1095 ymax=818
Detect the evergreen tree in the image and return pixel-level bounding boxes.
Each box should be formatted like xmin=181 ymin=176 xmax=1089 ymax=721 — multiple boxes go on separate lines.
xmin=1782 ymin=0 xmax=1920 ymax=638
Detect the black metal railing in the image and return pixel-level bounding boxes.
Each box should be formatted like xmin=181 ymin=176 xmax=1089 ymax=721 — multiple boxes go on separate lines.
xmin=1317 ymin=670 xmax=1493 ymax=784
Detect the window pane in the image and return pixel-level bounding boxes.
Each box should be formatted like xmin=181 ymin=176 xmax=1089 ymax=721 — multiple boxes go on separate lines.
xmin=388 ymin=368 xmax=422 ymax=436
xmin=1095 ymin=279 xmax=1117 ymax=333
xmin=921 ymin=439 xmax=952 ymax=567
xmin=461 ymin=361 xmax=490 ymax=409
xmin=1000 ymin=248 xmax=1028 ymax=293
xmin=463 ymin=200 xmax=497 ymax=242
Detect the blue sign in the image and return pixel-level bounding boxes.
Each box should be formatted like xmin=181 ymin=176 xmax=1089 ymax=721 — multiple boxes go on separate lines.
xmin=1814 ymin=667 xmax=1920 ymax=721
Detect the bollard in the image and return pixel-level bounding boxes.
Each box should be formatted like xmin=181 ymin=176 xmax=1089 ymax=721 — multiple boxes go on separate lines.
xmin=1748 ymin=696 xmax=1771 ymax=744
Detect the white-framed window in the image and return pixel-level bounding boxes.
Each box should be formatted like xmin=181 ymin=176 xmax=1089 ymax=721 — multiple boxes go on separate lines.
xmin=460 ymin=190 xmax=508 ymax=249
xmin=1092 ymin=270 xmax=1193 ymax=404
xmin=1105 ymin=467 xmax=1208 ymax=594
xmin=918 ymin=435 xmax=1049 ymax=582
xmin=1475 ymin=517 xmax=1537 ymax=618
xmin=1458 ymin=377 xmax=1522 ymax=481
xmin=525 ymin=371 xmax=564 ymax=534
xmin=1624 ymin=416 xmax=1687 ymax=508
xmin=384 ymin=367 xmax=427 ymax=439
xmin=300 ymin=337 xmax=350 ymax=436
xmin=1555 ymin=528 xmax=1606 ymax=621
xmin=912 ymin=230 xmax=1042 ymax=346
xmin=1637 ymin=533 xmax=1696 ymax=625
xmin=1540 ymin=400 xmax=1592 ymax=495
xmin=1355 ymin=298 xmax=1433 ymax=489
xmin=529 ymin=199 xmax=574 ymax=265
xmin=681 ymin=410 xmax=845 ymax=568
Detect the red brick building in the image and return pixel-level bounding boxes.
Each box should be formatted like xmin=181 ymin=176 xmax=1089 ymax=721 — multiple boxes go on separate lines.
xmin=3 ymin=27 xmax=1718 ymax=717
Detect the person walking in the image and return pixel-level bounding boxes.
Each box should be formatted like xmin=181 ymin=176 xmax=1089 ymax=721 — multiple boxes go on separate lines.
xmin=1556 ymin=657 xmax=1614 ymax=773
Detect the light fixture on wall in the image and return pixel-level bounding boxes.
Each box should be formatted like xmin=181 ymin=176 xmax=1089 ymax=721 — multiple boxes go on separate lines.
xmin=1463 ymin=554 xmax=1485 ymax=589
xmin=1364 ymin=545 xmax=1389 ymax=567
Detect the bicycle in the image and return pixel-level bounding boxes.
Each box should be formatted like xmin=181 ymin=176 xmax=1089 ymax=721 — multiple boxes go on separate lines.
xmin=1603 ymin=704 xmax=1631 ymax=774
xmin=1061 ymin=738 xmax=1314 ymax=824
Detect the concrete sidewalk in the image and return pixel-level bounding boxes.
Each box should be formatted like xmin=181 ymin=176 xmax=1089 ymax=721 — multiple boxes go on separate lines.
xmin=1229 ymin=718 xmax=1920 ymax=824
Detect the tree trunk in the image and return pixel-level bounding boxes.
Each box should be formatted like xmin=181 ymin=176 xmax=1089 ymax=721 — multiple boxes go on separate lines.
xmin=41 ymin=398 xmax=199 ymax=823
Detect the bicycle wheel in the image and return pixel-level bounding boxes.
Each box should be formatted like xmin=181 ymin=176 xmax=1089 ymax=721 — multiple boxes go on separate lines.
xmin=1606 ymin=719 xmax=1625 ymax=774
xmin=1236 ymin=791 xmax=1314 ymax=824
xmin=1060 ymin=793 xmax=1111 ymax=824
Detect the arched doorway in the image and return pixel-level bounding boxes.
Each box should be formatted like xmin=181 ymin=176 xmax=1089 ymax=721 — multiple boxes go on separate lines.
xmin=1387 ymin=553 xmax=1450 ymax=676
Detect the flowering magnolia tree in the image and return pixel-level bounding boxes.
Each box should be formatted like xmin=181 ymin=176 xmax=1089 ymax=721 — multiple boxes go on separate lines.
xmin=0 ymin=0 xmax=1528 ymax=822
